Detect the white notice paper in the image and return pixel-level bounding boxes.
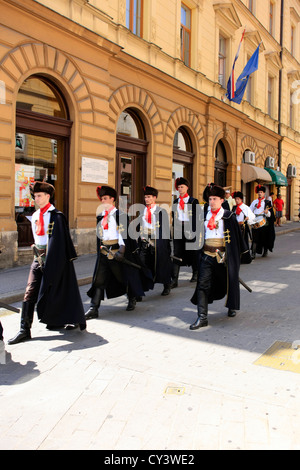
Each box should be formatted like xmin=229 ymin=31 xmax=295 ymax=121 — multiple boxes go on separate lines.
xmin=81 ymin=157 xmax=108 ymax=184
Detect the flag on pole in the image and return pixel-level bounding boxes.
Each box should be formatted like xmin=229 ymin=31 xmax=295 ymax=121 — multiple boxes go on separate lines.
xmin=230 ymin=43 xmax=260 ymax=104
xmin=226 ymin=28 xmax=245 ymax=101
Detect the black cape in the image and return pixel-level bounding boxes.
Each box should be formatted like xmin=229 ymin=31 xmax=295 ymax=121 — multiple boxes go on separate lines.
xmin=251 ymin=200 xmax=276 ymax=254
xmin=137 ymin=206 xmax=172 ymax=285
xmin=87 ymin=209 xmax=153 ymax=300
xmin=191 ymin=209 xmax=249 ymax=310
xmin=172 ymin=196 xmax=201 ymax=266
xmin=37 ymin=209 xmax=86 ymax=327
xmin=232 ymin=205 xmax=252 ymax=264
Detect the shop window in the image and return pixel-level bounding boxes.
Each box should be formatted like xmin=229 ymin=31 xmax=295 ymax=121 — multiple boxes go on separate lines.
xmin=15 ymin=76 xmax=71 ymax=247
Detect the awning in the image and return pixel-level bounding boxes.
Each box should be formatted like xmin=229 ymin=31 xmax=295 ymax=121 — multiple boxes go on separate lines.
xmin=264 ymin=168 xmax=288 ymax=187
xmin=241 ymin=163 xmax=272 ymax=183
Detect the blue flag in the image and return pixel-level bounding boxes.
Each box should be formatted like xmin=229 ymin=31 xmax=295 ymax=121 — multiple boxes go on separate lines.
xmin=230 ymin=44 xmax=260 ymax=104
xmin=226 ymin=28 xmax=245 ymax=101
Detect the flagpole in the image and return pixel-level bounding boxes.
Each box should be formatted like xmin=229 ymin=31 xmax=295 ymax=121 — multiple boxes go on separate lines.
xmin=226 ymin=27 xmax=246 ymax=101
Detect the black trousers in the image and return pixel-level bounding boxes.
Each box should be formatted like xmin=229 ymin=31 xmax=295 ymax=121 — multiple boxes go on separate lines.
xmin=173 ymin=223 xmax=198 ymax=271
xmin=94 ymin=254 xmax=124 ymax=288
xmin=23 ymin=260 xmax=43 ymax=303
xmin=252 ymin=226 xmax=268 ymax=253
xmin=139 ymin=242 xmax=155 ymax=277
xmin=196 ymin=254 xmax=226 ymax=316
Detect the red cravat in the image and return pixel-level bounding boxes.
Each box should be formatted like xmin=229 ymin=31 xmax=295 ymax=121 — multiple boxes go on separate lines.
xmin=146 ymin=205 xmax=153 ymax=224
xmin=179 ymin=193 xmax=188 ymax=210
xmin=207 ymin=208 xmax=221 ymax=230
xmin=36 ymin=203 xmax=51 ymax=236
xmin=257 ymin=197 xmax=263 ymax=209
xmin=236 ymin=203 xmax=243 ymax=216
xmin=102 ymin=206 xmax=114 ymax=230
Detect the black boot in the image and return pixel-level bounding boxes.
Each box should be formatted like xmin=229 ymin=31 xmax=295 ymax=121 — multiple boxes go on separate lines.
xmin=251 ymin=242 xmax=256 ymax=259
xmin=190 ymin=290 xmax=208 ymax=329
xmin=85 ymin=288 xmax=102 ymax=320
xmin=228 ymin=309 xmax=236 ymax=317
xmin=190 ymin=270 xmax=198 ymax=282
xmin=262 ymin=248 xmax=268 ymax=257
xmin=126 ymin=296 xmax=136 ymax=311
xmin=161 ymin=283 xmax=171 ymax=296
xmin=8 ymin=301 xmax=35 ymax=344
xmin=170 ymin=264 xmax=180 ymax=289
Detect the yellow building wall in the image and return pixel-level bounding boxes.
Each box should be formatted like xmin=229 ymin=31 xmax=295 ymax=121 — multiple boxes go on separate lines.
xmin=0 ymin=0 xmax=299 ymax=268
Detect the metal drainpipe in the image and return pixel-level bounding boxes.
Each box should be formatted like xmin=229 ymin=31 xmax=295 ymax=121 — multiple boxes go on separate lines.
xmin=278 ymin=0 xmax=284 ymax=197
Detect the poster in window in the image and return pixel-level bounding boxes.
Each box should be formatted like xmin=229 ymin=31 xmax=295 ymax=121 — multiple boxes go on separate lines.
xmin=15 ymin=164 xmax=35 ymax=207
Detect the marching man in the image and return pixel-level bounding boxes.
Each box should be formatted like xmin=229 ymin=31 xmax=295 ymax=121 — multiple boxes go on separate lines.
xmin=137 ymin=186 xmax=172 ymax=296
xmin=171 ymin=177 xmax=200 ymax=287
xmin=190 ymin=184 xmax=249 ymax=329
xmin=8 ymin=181 xmax=86 ymax=344
xmin=232 ymin=191 xmax=255 ymax=264
xmin=250 ymin=185 xmax=275 ymax=258
xmin=85 ymin=185 xmax=152 ymax=319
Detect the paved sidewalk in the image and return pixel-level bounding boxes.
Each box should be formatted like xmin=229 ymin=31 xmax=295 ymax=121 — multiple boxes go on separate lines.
xmin=0 ymin=222 xmax=300 ymax=450
xmin=0 ymin=221 xmax=299 ymax=305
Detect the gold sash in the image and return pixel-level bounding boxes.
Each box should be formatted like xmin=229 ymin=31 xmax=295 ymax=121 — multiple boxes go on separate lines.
xmin=204 ymin=238 xmax=225 ymax=258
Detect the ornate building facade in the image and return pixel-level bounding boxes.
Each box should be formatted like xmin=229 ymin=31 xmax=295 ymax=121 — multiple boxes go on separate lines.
xmin=0 ymin=0 xmax=299 ymax=267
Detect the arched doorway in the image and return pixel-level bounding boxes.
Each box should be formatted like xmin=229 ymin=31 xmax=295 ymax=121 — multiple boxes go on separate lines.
xmin=214 ymin=140 xmax=227 ymax=187
xmin=15 ymin=75 xmax=71 ymax=247
xmin=172 ymin=126 xmax=194 ymax=200
xmin=116 ymin=109 xmax=148 ymax=207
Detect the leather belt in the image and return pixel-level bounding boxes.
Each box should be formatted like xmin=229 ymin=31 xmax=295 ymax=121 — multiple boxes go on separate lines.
xmin=102 ymin=239 xmax=119 ymax=250
xmin=203 ymin=244 xmax=225 ymax=254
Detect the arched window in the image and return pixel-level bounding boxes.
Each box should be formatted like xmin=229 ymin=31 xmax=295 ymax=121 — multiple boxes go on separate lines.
xmin=15 ymin=75 xmax=72 ymax=246
xmin=116 ymin=108 xmax=148 ymax=206
xmin=172 ymin=126 xmax=194 ymax=199
xmin=214 ymin=140 xmax=227 ymax=187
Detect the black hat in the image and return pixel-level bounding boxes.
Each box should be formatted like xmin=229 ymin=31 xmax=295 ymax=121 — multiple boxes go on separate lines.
xmin=143 ymin=185 xmax=158 ymax=197
xmin=96 ymin=185 xmax=117 ymax=201
xmin=30 ymin=181 xmax=55 ymax=200
xmin=255 ymin=184 xmax=266 ymax=194
xmin=233 ymin=191 xmax=243 ymax=200
xmin=175 ymin=177 xmax=189 ymax=190
xmin=203 ymin=183 xmax=225 ymax=202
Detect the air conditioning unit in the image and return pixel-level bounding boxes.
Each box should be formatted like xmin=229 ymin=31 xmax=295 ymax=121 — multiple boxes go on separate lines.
xmin=287 ymin=165 xmax=297 ymax=178
xmin=265 ymin=157 xmax=275 ymax=169
xmin=244 ymin=150 xmax=255 ymax=164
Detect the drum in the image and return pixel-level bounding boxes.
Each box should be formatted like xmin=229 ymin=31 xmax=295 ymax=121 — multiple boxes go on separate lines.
xmin=252 ymin=215 xmax=267 ymax=229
